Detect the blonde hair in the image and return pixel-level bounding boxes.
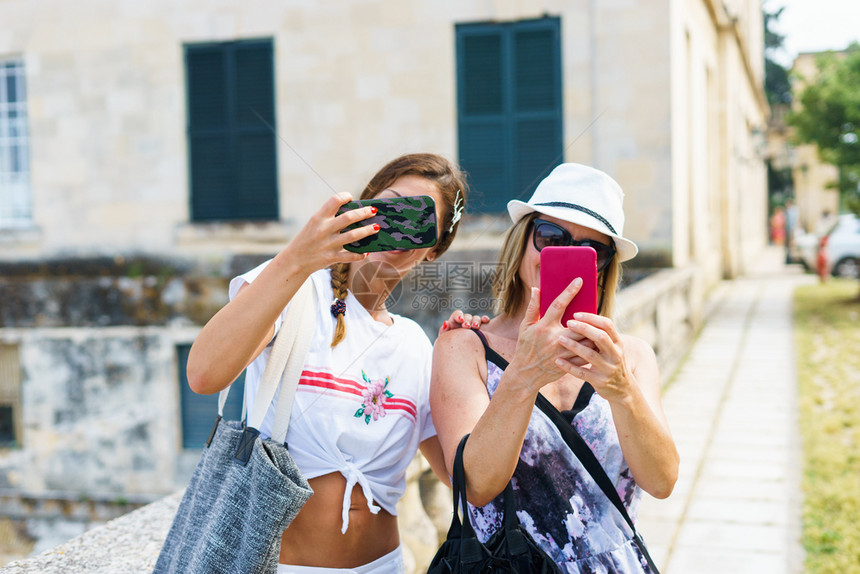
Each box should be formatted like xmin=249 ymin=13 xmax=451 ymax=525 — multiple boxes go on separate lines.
xmin=492 ymin=212 xmax=622 ymax=319
xmin=330 ymin=153 xmax=470 ymax=347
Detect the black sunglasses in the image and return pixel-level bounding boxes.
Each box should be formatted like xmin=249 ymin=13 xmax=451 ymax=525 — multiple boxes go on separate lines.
xmin=532 ymin=219 xmax=616 ymax=272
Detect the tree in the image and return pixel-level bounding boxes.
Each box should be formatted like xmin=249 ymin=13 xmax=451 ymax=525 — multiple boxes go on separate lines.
xmin=788 ymin=44 xmax=860 ymax=214
xmin=764 ymin=6 xmax=792 ymax=105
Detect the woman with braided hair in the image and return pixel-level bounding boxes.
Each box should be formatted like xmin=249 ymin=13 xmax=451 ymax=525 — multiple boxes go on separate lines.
xmin=187 ymin=153 xmax=469 ymax=573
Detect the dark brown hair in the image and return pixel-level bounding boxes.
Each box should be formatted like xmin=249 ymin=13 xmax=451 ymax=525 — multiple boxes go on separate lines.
xmin=330 ymin=153 xmax=470 ymax=346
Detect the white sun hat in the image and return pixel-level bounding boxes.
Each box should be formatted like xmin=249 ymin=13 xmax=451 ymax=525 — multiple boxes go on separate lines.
xmin=507 ymin=163 xmax=639 ymax=262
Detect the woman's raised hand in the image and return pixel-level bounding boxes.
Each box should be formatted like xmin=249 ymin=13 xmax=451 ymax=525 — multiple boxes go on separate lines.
xmin=438 ymin=310 xmax=490 ymax=336
xmin=507 ymin=279 xmax=584 ymax=393
xmin=290 ymin=193 xmax=380 ymax=273
xmin=557 ymin=314 xmax=635 ymax=403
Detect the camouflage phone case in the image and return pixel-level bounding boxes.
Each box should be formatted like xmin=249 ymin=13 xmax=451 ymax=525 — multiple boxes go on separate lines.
xmin=337 ymin=195 xmax=438 ymax=253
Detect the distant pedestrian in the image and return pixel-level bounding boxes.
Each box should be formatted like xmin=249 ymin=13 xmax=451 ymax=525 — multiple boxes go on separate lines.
xmin=770 ymin=206 xmax=786 ymax=246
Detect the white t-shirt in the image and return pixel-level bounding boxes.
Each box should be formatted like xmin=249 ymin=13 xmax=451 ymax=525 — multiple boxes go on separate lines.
xmin=229 ymin=261 xmax=436 ymax=533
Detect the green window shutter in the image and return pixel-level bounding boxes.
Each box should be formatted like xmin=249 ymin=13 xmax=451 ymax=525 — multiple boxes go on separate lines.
xmin=457 ymin=18 xmax=562 ymax=213
xmin=512 ymin=23 xmax=563 ymax=198
xmin=461 ymin=33 xmax=504 ymax=115
xmin=185 ymin=39 xmax=278 ymax=222
xmin=512 ymin=27 xmax=559 ymax=112
xmin=234 ymin=43 xmax=275 ymax=126
xmin=457 ymin=27 xmax=510 ymax=213
xmin=177 ymin=344 xmax=245 ymax=450
xmin=186 ymin=46 xmax=233 ymax=221
xmin=186 ymin=49 xmax=227 ymax=129
xmin=233 ymin=41 xmax=278 ymax=220
xmin=189 ymin=135 xmax=233 ymax=221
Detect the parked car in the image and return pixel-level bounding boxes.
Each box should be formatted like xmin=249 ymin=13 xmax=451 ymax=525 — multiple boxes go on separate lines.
xmin=819 ymin=213 xmax=860 ymax=278
xmin=789 ymin=229 xmax=820 ymax=271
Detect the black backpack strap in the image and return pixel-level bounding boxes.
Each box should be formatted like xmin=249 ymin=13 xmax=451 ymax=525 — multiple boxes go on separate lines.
xmin=535 ymin=393 xmax=660 ymax=573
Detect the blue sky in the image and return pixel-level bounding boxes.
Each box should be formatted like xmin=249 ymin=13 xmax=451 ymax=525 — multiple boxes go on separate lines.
xmin=766 ymin=0 xmax=860 ymax=66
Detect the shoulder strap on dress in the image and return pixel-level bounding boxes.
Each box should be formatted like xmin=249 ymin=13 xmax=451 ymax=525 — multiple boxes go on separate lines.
xmin=471 ymin=330 xmax=509 ymax=370
xmin=535 ymin=394 xmax=660 ymax=573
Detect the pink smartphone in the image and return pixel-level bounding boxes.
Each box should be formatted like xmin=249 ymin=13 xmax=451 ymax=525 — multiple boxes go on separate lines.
xmin=539 ymin=246 xmax=598 ymax=325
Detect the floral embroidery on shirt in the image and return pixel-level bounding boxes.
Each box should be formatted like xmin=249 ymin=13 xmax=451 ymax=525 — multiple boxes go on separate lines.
xmin=354 ymin=371 xmax=393 ymax=424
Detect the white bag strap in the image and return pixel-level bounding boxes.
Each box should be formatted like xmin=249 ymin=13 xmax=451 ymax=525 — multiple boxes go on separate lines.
xmin=216 ymin=277 xmax=317 ymax=441
xmin=270 ymin=282 xmax=316 ymax=443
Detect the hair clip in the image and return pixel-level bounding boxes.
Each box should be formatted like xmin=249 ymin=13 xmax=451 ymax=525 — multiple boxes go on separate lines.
xmin=449 ymin=189 xmax=464 ymax=233
xmin=330 ymin=298 xmax=346 ymax=318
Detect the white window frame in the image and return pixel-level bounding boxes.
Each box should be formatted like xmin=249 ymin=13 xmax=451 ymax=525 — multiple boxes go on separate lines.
xmin=0 ymin=58 xmax=31 ymax=228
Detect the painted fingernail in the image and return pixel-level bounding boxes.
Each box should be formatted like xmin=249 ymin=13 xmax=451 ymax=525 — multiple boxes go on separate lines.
xmin=442 ymin=321 xmax=448 ymax=329
xmin=373 ymin=223 xmax=381 ymax=231
xmin=455 ymin=315 xmax=464 ymax=323
xmin=370 ymin=206 xmax=377 ymax=214
xmin=573 ymin=313 xmax=584 ymax=319
xmin=574 ymin=277 xmax=583 ymax=287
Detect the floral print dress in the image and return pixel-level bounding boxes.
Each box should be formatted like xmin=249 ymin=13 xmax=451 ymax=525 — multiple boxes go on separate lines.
xmin=468 ymin=332 xmax=654 ymax=574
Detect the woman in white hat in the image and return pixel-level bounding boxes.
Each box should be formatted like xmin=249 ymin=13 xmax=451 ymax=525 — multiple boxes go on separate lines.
xmin=430 ymin=163 xmax=678 ymax=572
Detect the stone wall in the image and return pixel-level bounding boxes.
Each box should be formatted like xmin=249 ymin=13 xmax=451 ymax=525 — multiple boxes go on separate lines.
xmin=0 ymin=257 xmax=227 ymax=501
xmin=0 ymin=264 xmax=704 ymax=572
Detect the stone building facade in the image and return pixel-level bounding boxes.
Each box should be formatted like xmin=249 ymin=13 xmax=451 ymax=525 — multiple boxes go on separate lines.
xmin=0 ymin=0 xmax=768 ymax=564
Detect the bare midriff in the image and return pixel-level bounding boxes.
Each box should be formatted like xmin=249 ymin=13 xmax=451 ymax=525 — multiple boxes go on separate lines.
xmin=278 ymin=472 xmax=399 ymax=568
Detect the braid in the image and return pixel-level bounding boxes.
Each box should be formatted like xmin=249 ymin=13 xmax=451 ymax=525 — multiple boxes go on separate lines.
xmin=330 ymin=262 xmax=350 ymax=347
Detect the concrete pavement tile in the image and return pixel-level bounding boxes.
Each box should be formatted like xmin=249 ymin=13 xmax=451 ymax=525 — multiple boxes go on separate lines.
xmin=640 ymin=544 xmax=669 ymax=572
xmin=713 ymin=415 xmax=796 ymax=431
xmin=700 ymin=458 xmax=790 ymax=481
xmin=707 ymin=437 xmax=800 ymax=463
xmin=665 ymin=417 xmax=720 ymax=433
xmin=685 ymin=498 xmax=794 ymax=526
xmin=668 ymin=436 xmax=712 ymax=457
xmin=705 ymin=429 xmax=794 ymax=448
xmin=674 ymin=459 xmax=705 ymax=483
xmin=704 ymin=443 xmax=796 ymax=464
xmin=695 ymin=476 xmax=794 ymax=502
xmin=715 ymin=403 xmax=795 ymax=419
xmin=711 ymin=418 xmax=793 ymax=438
xmin=636 ymin=490 xmax=689 ymax=522
xmin=674 ymin=446 xmax=709 ymax=468
xmin=663 ymin=390 xmax=725 ymax=405
xmin=634 ymin=515 xmax=677 ymax=546
xmin=712 ymin=421 xmax=795 ymax=435
xmin=674 ymin=520 xmax=789 ymax=553
xmin=666 ymin=547 xmax=795 ymax=574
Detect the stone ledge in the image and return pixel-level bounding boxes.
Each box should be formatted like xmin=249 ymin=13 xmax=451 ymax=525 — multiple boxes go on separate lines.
xmin=0 ymin=492 xmax=180 ymax=574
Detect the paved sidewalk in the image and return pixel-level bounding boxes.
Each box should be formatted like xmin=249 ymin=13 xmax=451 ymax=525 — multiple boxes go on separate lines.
xmin=636 ymin=247 xmax=814 ymax=573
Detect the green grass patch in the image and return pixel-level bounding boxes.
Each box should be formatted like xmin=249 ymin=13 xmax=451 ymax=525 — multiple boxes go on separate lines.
xmin=794 ymin=279 xmax=860 ymax=572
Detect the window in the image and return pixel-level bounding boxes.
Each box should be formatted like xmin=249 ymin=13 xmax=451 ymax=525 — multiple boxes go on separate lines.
xmin=0 ymin=345 xmax=22 ymax=447
xmin=185 ymin=39 xmax=279 ymax=222
xmin=456 ymin=18 xmax=563 ymax=212
xmin=177 ymin=344 xmax=245 ymax=449
xmin=0 ymin=59 xmax=31 ymax=228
